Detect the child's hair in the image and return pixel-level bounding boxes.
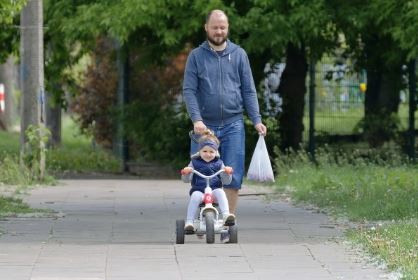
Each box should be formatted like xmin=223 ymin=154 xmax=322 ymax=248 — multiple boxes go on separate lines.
xmin=199 ymin=129 xmax=219 ymax=145
xmin=197 ymin=129 xmax=220 ymax=151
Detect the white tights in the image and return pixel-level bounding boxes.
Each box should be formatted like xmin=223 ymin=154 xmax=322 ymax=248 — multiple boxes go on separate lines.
xmin=186 ymin=188 xmax=230 ymax=223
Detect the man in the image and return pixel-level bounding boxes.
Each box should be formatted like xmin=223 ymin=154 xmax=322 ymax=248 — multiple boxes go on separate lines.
xmin=183 ymin=9 xmax=267 ymax=232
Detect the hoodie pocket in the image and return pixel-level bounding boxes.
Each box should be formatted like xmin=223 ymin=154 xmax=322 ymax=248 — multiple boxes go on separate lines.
xmin=223 ymin=90 xmax=243 ymax=113
xmin=223 ymin=62 xmax=243 ymax=112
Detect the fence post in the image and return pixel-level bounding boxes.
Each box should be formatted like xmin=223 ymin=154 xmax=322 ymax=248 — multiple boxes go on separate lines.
xmin=308 ymin=57 xmax=316 ymax=161
xmin=114 ymin=40 xmax=130 ymax=172
xmin=408 ymin=59 xmax=416 ymax=163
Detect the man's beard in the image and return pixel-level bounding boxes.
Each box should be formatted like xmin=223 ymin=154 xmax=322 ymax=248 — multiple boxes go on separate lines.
xmin=207 ymin=34 xmax=227 ymax=46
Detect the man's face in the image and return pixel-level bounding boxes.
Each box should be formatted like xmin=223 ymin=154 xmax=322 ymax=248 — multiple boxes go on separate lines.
xmin=205 ymin=13 xmax=229 ymax=46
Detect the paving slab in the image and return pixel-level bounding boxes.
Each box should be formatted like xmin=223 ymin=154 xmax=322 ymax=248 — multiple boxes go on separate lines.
xmin=0 ymin=179 xmax=394 ymax=280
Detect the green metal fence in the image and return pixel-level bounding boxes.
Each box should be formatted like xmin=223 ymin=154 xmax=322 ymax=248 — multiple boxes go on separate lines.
xmin=303 ymin=59 xmax=417 ymax=161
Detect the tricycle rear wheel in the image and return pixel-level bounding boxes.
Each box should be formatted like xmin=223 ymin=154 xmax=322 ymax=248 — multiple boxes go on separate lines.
xmin=176 ymin=219 xmax=185 ymax=244
xmin=228 ymin=225 xmax=238 ymax=243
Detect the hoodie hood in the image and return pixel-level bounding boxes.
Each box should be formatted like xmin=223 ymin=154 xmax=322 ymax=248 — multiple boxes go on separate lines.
xmin=199 ymin=39 xmax=239 ymax=56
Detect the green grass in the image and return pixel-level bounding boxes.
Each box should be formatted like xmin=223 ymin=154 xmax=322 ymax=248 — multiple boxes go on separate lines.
xmin=1 ymin=116 xmax=120 ymax=173
xmin=0 ymin=156 xmax=40 ymax=186
xmin=274 ymin=148 xmax=418 ymax=279
xmin=0 ymin=196 xmax=49 ymax=217
xmin=47 ymin=117 xmax=120 ymax=173
xmin=0 ymin=115 xmax=120 ymax=217
xmin=347 ymin=220 xmax=418 ymax=280
xmin=302 ymin=104 xmax=418 ymax=136
xmin=0 ymin=130 xmax=19 ymax=155
xmin=278 ymin=164 xmax=418 ymax=221
xmin=0 ymin=115 xmax=120 ymax=186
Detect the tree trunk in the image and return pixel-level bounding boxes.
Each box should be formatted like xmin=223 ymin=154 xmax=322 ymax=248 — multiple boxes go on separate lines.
xmin=46 ymin=98 xmax=61 ymax=147
xmin=363 ymin=35 xmax=403 ymax=147
xmin=365 ymin=69 xmax=401 ymax=116
xmin=278 ymin=43 xmax=308 ymax=151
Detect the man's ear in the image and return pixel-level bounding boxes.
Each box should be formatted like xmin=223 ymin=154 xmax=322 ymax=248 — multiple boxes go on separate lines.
xmin=204 ymin=23 xmax=208 ymax=32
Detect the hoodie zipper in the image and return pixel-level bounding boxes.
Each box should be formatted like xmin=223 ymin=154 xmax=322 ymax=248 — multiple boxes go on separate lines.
xmin=211 ymin=48 xmax=224 ymax=126
xmin=209 ymin=45 xmax=226 ymax=126
xmin=218 ymin=54 xmax=224 ymax=126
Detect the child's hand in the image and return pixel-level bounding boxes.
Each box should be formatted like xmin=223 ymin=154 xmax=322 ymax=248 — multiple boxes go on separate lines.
xmin=181 ymin=167 xmax=193 ymax=175
xmin=224 ymin=166 xmax=233 ymax=175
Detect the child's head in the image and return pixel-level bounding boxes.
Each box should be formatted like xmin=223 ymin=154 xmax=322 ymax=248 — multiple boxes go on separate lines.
xmin=198 ymin=130 xmax=220 ymax=162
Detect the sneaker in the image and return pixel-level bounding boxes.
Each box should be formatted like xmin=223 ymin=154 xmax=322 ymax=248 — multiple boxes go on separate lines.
xmin=223 ymin=213 xmax=236 ymax=226
xmin=220 ymin=232 xmax=230 ymax=243
xmin=184 ymin=222 xmax=195 ymax=234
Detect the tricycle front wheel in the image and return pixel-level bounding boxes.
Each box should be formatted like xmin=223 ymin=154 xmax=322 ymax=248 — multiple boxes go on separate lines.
xmin=205 ymin=212 xmax=215 ymax=244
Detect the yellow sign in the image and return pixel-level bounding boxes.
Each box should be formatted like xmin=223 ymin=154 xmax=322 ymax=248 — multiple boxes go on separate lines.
xmin=359 ymin=83 xmax=367 ymax=93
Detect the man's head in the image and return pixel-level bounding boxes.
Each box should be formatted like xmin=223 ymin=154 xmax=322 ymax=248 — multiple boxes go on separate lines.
xmin=205 ymin=9 xmax=229 ymax=47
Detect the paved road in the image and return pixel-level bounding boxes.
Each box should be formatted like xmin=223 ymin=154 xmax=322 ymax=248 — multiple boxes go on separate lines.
xmin=0 ymin=179 xmax=391 ymax=280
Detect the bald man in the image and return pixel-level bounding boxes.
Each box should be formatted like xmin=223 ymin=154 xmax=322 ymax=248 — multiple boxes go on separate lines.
xmin=183 ymin=9 xmax=267 ymax=242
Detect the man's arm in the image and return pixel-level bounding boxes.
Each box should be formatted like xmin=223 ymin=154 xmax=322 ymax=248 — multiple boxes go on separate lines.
xmin=239 ymin=49 xmax=261 ymax=125
xmin=183 ymin=52 xmax=202 ymax=123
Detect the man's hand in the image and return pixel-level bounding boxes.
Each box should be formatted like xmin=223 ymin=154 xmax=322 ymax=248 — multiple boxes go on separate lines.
xmin=181 ymin=167 xmax=193 ymax=175
xmin=255 ymin=123 xmax=267 ymax=136
xmin=193 ymin=120 xmax=207 ymax=134
xmin=224 ymin=166 xmax=233 ymax=175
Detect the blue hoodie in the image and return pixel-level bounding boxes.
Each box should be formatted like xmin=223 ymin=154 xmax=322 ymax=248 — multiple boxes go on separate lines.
xmin=183 ymin=40 xmax=261 ymax=126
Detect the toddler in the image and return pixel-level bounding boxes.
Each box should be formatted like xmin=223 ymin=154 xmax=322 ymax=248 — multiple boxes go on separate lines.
xmin=181 ymin=130 xmax=236 ymax=233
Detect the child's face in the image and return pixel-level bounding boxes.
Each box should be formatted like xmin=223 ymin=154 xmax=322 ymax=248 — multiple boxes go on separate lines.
xmin=199 ymin=145 xmax=217 ymax=162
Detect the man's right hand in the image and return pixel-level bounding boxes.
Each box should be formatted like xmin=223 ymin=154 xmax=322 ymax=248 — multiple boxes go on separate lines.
xmin=193 ymin=120 xmax=207 ymax=134
xmin=255 ymin=123 xmax=267 ymax=136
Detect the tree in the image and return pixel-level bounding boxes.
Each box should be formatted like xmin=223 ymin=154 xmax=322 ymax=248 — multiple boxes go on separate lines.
xmin=42 ymin=0 xmax=227 ymax=164
xmin=0 ymin=0 xmax=27 ymax=61
xmin=332 ymin=0 xmax=416 ymax=147
xmin=40 ymin=0 xmax=417 ymax=164
xmin=235 ymin=0 xmax=338 ymax=151
xmin=0 ymin=0 xmax=27 ymax=25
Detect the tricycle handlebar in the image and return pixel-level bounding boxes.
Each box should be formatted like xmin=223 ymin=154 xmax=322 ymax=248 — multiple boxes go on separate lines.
xmin=191 ymin=169 xmax=225 ymax=179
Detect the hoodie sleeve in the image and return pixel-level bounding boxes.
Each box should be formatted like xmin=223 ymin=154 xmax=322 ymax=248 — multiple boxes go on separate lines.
xmin=239 ymin=49 xmax=262 ymax=125
xmin=183 ymin=51 xmax=202 ymax=123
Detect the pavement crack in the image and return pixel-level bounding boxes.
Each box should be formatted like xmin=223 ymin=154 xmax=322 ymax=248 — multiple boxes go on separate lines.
xmin=304 ymin=244 xmax=332 ymax=275
xmin=240 ymin=243 xmax=255 ymax=273
xmin=173 ymin=246 xmax=185 ymax=279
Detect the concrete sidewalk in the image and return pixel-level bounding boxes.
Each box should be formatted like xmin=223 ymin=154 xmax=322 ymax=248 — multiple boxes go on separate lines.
xmin=0 ymin=179 xmax=392 ymax=280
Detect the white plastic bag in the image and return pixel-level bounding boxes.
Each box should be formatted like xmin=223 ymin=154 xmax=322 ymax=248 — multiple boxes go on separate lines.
xmin=247 ymin=135 xmax=275 ymax=182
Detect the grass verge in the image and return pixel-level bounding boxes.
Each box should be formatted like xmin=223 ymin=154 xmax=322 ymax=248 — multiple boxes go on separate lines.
xmin=47 ymin=116 xmax=120 ymax=174
xmin=0 ymin=115 xmax=120 ymax=186
xmin=0 ymin=195 xmax=49 ymax=218
xmin=347 ymin=220 xmax=418 ymax=280
xmin=0 ymin=115 xmax=120 ymax=218
xmin=274 ymin=147 xmax=418 ymax=279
